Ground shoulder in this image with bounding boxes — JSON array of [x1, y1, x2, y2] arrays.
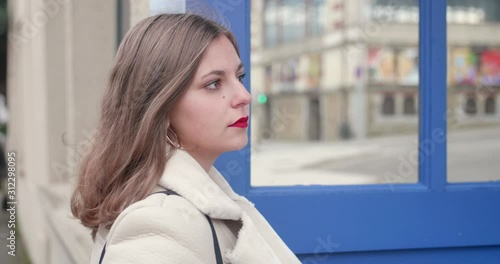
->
[[110, 192, 203, 237], [109, 192, 208, 243], [101, 192, 214, 263]]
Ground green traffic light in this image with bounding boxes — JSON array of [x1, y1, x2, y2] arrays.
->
[[257, 94, 267, 104]]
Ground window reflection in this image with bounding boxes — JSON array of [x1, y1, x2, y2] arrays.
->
[[446, 0, 500, 183], [251, 0, 421, 186], [251, 0, 500, 186]]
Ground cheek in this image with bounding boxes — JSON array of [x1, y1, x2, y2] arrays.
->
[[184, 103, 223, 135], [174, 92, 228, 139], [192, 119, 210, 132], [199, 109, 223, 133]]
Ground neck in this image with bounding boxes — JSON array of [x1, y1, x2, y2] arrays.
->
[[186, 150, 218, 173]]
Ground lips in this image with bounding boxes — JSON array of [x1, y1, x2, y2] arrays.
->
[[228, 116, 249, 128]]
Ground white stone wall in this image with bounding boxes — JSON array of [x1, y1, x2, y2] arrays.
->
[[6, 0, 132, 262]]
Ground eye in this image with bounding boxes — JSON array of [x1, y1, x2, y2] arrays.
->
[[205, 80, 221, 90], [238, 73, 246, 83]]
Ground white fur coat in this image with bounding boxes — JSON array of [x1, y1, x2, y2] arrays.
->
[[91, 149, 301, 264]]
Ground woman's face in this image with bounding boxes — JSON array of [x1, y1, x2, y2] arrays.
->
[[170, 35, 251, 157]]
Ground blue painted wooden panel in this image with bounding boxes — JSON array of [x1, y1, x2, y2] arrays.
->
[[419, 0, 448, 190], [297, 246, 500, 264], [249, 184, 500, 253]]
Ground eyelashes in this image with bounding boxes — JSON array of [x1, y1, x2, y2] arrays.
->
[[238, 73, 246, 82], [205, 80, 221, 90], [205, 73, 246, 91]]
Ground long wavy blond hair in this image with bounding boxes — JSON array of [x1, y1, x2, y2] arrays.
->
[[70, 13, 239, 240]]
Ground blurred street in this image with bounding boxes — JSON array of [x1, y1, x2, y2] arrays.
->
[[252, 126, 500, 186]]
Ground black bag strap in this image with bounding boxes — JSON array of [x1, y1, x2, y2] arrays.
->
[[99, 190, 223, 264], [205, 214, 223, 264], [98, 241, 106, 264]]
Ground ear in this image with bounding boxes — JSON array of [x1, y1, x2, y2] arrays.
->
[[165, 118, 176, 135]]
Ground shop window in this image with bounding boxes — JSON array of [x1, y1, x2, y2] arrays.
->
[[403, 96, 416, 115], [382, 94, 395, 115], [485, 96, 496, 115], [464, 96, 477, 115]]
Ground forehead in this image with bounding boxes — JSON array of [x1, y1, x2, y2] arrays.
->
[[196, 36, 241, 72]]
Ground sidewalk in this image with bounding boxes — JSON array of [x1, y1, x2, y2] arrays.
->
[[251, 137, 387, 186], [251, 126, 500, 186]]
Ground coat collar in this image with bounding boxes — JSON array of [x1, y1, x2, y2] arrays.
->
[[155, 149, 299, 264], [156, 149, 247, 221]]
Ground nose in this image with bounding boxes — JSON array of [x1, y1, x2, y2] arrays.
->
[[231, 80, 251, 108]]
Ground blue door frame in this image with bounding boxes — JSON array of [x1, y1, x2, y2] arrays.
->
[[208, 0, 500, 263]]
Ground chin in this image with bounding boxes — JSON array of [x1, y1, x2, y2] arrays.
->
[[229, 136, 249, 151]]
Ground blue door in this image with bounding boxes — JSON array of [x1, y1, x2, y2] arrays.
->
[[197, 0, 500, 263]]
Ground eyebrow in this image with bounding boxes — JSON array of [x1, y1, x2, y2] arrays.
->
[[201, 62, 244, 79]]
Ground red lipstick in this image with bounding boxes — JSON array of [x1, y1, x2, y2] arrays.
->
[[228, 116, 248, 128]]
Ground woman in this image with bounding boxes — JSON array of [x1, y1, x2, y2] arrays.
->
[[70, 13, 301, 264]]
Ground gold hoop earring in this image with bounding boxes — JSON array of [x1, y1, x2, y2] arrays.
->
[[166, 128, 182, 149]]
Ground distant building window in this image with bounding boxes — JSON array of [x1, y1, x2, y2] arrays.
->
[[382, 94, 395, 115], [403, 96, 416, 115], [265, 65, 273, 93], [447, 0, 500, 24], [264, 0, 324, 46], [372, 0, 419, 23], [282, 0, 305, 43], [264, 0, 280, 47], [306, 0, 325, 36], [464, 96, 477, 115], [373, 0, 500, 24], [485, 96, 496, 114], [277, 59, 298, 91]]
